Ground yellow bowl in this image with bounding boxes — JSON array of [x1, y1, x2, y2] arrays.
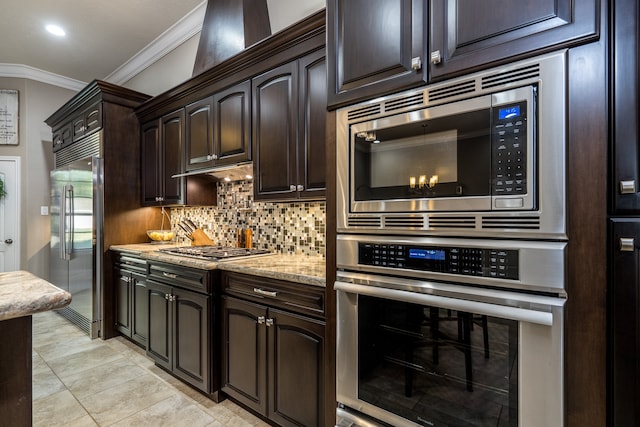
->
[[147, 230, 175, 242]]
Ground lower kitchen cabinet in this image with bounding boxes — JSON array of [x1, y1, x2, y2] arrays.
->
[[146, 261, 219, 398], [114, 252, 148, 347], [221, 272, 325, 427]]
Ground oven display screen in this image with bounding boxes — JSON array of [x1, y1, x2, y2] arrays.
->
[[409, 248, 446, 261], [498, 105, 520, 119]]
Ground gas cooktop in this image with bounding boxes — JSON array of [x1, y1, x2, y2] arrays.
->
[[158, 245, 271, 261]]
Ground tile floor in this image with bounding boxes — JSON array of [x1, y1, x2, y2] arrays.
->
[[32, 311, 271, 427]]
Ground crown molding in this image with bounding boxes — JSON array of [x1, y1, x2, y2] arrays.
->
[[0, 64, 87, 91], [105, 0, 206, 85]]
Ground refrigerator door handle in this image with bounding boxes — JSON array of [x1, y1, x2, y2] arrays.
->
[[60, 184, 67, 260], [68, 185, 74, 259]]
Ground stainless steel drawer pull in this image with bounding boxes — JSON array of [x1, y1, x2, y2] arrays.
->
[[257, 316, 265, 324], [620, 238, 635, 252], [253, 287, 278, 298], [620, 180, 636, 194], [162, 272, 178, 279]]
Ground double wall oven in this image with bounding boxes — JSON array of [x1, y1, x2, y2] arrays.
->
[[335, 51, 568, 426]]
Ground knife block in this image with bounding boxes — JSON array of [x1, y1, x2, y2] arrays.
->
[[190, 229, 215, 246]]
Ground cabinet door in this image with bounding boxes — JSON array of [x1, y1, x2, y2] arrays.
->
[[610, 219, 640, 427], [115, 269, 132, 337], [52, 123, 72, 152], [141, 120, 162, 205], [327, 0, 427, 109], [146, 280, 172, 370], [161, 110, 185, 205], [253, 62, 298, 199], [429, 0, 599, 80], [612, 0, 640, 212], [83, 103, 102, 136], [298, 50, 327, 199], [185, 98, 214, 172], [172, 288, 210, 393], [268, 308, 325, 427], [221, 296, 268, 415], [131, 273, 148, 346], [214, 80, 251, 166]]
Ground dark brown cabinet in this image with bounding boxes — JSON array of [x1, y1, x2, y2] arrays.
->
[[609, 219, 640, 427], [114, 252, 148, 347], [141, 110, 184, 206], [428, 0, 600, 81], [146, 261, 217, 397], [185, 81, 251, 172], [327, 0, 427, 109], [252, 49, 327, 201], [221, 272, 325, 427], [52, 100, 103, 151]]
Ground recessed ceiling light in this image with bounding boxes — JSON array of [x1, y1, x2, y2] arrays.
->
[[45, 24, 65, 37]]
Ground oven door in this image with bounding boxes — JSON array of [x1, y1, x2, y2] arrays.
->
[[336, 272, 565, 427]]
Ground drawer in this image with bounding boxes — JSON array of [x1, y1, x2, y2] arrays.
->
[[148, 261, 211, 294], [223, 272, 324, 319], [116, 253, 147, 274]]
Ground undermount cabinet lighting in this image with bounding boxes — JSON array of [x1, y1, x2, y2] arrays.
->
[[45, 24, 65, 37]]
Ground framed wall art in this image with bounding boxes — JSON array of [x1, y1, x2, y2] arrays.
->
[[0, 90, 19, 145]]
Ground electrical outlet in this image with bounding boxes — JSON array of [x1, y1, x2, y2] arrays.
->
[[41, 206, 49, 215]]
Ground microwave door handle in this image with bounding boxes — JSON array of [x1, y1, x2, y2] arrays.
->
[[334, 280, 556, 326]]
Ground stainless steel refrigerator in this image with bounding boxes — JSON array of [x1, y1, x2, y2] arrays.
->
[[50, 156, 103, 338]]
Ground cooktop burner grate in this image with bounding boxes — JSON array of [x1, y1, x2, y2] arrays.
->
[[159, 245, 271, 261]]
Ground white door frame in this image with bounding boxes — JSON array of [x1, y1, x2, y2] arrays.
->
[[0, 156, 20, 272]]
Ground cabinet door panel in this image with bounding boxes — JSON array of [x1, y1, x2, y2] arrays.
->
[[186, 98, 214, 171], [173, 289, 210, 392], [268, 308, 325, 427], [610, 219, 640, 426], [222, 296, 267, 414], [161, 110, 184, 204], [132, 273, 148, 346], [429, 0, 599, 80], [214, 81, 251, 166], [253, 63, 298, 198], [141, 121, 161, 205], [115, 270, 132, 337], [612, 0, 640, 212], [299, 50, 327, 198], [327, 0, 426, 108], [146, 281, 171, 369]]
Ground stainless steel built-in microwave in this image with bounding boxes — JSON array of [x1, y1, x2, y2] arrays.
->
[[336, 51, 568, 240]]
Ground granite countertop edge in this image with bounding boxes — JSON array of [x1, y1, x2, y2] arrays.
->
[[110, 244, 326, 288], [0, 270, 72, 321]]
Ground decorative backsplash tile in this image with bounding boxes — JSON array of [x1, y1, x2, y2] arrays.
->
[[169, 180, 326, 256]]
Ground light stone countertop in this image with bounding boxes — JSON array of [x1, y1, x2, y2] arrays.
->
[[0, 270, 72, 321], [110, 244, 326, 287]]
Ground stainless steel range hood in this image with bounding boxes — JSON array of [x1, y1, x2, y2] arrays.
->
[[172, 162, 254, 182]]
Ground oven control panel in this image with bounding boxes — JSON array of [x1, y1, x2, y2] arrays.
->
[[358, 242, 519, 279]]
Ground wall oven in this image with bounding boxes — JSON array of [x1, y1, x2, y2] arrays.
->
[[336, 50, 567, 239], [335, 235, 566, 427]]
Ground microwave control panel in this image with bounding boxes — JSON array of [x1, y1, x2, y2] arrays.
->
[[358, 242, 519, 280], [492, 100, 527, 196]]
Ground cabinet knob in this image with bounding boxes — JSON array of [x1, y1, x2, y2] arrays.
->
[[430, 50, 442, 65], [620, 180, 636, 194], [289, 184, 297, 192], [165, 293, 170, 300], [265, 318, 274, 327], [296, 184, 304, 192], [620, 238, 635, 252], [257, 316, 265, 324], [411, 56, 422, 71]]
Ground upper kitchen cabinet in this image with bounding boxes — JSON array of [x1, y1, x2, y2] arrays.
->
[[141, 110, 184, 206], [611, 0, 640, 213], [253, 49, 327, 201], [185, 80, 251, 172], [428, 0, 600, 81], [327, 0, 427, 109]]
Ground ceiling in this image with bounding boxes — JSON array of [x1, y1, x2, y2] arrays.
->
[[0, 0, 205, 84]]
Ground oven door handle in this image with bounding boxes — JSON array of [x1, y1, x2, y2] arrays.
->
[[335, 281, 556, 326]]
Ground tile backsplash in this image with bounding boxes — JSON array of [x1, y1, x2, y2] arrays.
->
[[169, 180, 326, 256]]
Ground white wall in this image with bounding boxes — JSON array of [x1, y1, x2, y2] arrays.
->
[[122, 0, 326, 96]]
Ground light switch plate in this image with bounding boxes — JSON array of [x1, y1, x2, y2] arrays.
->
[[41, 206, 49, 215]]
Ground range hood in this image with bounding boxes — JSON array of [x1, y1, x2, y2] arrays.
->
[[172, 162, 254, 182]]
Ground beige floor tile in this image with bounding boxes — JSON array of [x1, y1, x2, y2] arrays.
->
[[47, 344, 125, 378], [32, 366, 66, 401], [33, 332, 98, 360], [58, 357, 147, 399], [77, 374, 177, 425], [109, 394, 214, 427], [32, 389, 90, 427]]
